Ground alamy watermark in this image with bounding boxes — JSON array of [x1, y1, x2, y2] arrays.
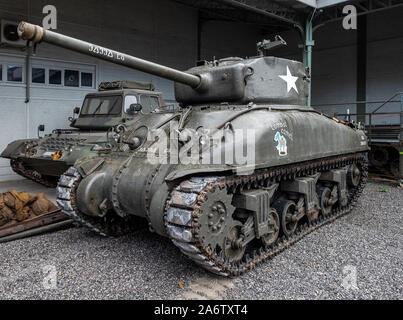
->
[[41, 4, 358, 31], [0, 262, 58, 291], [42, 264, 58, 289], [342, 5, 357, 30], [145, 122, 257, 174], [42, 4, 57, 30], [341, 265, 358, 290]]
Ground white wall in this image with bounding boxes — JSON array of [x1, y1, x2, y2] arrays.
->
[[0, 0, 198, 180]]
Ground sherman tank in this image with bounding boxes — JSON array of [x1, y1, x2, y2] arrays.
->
[[1, 80, 166, 187], [18, 22, 368, 276]]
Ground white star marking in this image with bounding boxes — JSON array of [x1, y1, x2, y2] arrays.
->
[[279, 66, 299, 94]]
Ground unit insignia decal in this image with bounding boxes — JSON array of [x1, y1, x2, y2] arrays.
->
[[274, 131, 287, 156]]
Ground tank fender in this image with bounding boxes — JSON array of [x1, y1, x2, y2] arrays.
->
[[149, 182, 171, 237], [76, 171, 108, 217], [75, 157, 105, 178], [1, 139, 33, 158], [165, 166, 231, 182], [145, 164, 176, 236], [164, 164, 252, 182], [74, 157, 108, 217]]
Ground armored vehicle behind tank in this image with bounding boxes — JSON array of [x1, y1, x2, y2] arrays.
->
[[1, 80, 166, 186], [18, 22, 369, 276]]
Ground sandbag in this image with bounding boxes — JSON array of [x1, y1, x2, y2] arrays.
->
[[0, 190, 57, 226], [0, 205, 13, 227], [3, 192, 15, 208]]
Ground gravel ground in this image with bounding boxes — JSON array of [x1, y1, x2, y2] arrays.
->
[[0, 180, 401, 300]]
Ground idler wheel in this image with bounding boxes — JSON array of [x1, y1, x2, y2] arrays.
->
[[261, 208, 280, 247], [274, 200, 298, 237], [347, 164, 361, 187], [317, 187, 333, 216]]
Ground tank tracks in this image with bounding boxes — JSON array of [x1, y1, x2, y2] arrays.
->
[[10, 159, 57, 188], [165, 153, 367, 276], [55, 153, 367, 276], [56, 167, 146, 236]]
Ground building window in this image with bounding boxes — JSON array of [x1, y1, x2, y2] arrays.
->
[[7, 65, 22, 82], [49, 69, 62, 85], [32, 67, 45, 84], [81, 72, 93, 87], [64, 69, 79, 87], [0, 60, 95, 88]]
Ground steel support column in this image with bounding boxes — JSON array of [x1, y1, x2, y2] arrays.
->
[[301, 10, 321, 107], [303, 18, 315, 106], [356, 14, 367, 124]]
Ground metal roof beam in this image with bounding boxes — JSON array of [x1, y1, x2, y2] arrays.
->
[[317, 0, 350, 8], [212, 0, 303, 27], [296, 0, 349, 8], [318, 0, 403, 23]]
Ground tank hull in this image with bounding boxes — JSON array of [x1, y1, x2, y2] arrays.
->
[[58, 106, 368, 237]]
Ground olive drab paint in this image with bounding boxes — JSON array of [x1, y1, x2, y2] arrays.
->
[[14, 22, 369, 276]]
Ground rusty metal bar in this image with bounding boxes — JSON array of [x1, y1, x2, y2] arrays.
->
[[0, 220, 73, 243], [0, 210, 71, 239]]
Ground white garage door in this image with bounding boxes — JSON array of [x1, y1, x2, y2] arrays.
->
[[0, 52, 97, 181]]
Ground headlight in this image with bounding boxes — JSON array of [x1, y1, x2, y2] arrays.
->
[[91, 143, 112, 152], [199, 135, 208, 146]]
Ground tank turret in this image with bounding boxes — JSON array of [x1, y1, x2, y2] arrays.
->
[[18, 22, 308, 106]]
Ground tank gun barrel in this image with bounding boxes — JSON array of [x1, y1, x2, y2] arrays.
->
[[17, 22, 202, 89]]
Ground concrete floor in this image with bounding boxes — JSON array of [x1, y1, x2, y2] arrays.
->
[[0, 178, 56, 203]]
